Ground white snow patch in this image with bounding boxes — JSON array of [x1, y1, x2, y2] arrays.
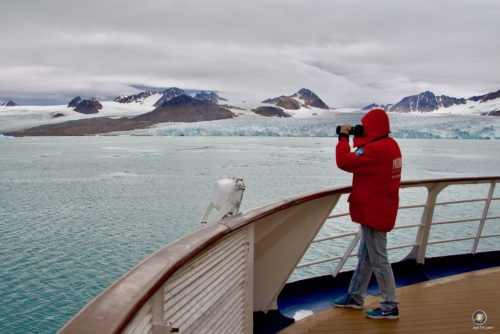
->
[[432, 98, 500, 115]]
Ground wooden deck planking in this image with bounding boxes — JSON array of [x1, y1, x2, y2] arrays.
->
[[279, 267, 500, 334]]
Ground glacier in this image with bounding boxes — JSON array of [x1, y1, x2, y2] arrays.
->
[[119, 113, 500, 140]]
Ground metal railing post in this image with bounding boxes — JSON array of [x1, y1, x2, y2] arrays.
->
[[332, 229, 361, 277], [472, 181, 496, 254], [409, 183, 443, 264]]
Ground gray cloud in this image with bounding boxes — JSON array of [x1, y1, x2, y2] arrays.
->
[[1, 0, 499, 106]]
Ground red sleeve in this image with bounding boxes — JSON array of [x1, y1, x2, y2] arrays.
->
[[336, 137, 382, 174]]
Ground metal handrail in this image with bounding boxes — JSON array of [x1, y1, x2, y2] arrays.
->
[[481, 233, 500, 238], [311, 232, 358, 244], [296, 177, 499, 277], [427, 236, 476, 245]]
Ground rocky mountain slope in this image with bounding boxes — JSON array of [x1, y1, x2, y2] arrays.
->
[[134, 95, 234, 123], [251, 106, 291, 118], [293, 88, 330, 109], [73, 98, 103, 114], [1, 100, 18, 107], [262, 88, 329, 110]]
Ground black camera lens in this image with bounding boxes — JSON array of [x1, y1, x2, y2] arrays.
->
[[336, 124, 364, 137], [351, 124, 364, 137]]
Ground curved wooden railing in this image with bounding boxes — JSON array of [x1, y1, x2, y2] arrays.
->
[[58, 176, 499, 334]]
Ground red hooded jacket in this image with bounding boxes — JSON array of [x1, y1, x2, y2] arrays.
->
[[336, 109, 402, 232]]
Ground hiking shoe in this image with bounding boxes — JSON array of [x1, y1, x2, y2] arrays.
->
[[333, 295, 363, 309], [366, 307, 399, 320]]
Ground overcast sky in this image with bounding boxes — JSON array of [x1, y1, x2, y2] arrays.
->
[[1, 0, 499, 107]]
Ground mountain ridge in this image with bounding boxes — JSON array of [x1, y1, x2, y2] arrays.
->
[[263, 88, 329, 110], [4, 87, 498, 115], [2, 87, 499, 137], [389, 91, 467, 113], [135, 95, 235, 123], [469, 89, 500, 103], [363, 88, 500, 115], [1, 100, 18, 107]]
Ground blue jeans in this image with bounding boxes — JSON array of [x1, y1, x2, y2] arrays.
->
[[348, 225, 399, 310]]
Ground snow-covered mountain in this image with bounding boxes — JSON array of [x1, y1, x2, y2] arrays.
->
[[113, 88, 184, 107], [112, 88, 226, 107], [135, 95, 234, 123], [446, 93, 500, 116], [293, 88, 330, 109], [362, 103, 393, 111], [365, 89, 500, 115], [1, 100, 18, 107], [263, 88, 329, 110], [469, 89, 500, 104], [389, 91, 466, 113], [194, 91, 226, 104], [153, 87, 187, 107], [259, 88, 332, 118], [65, 96, 104, 114], [67, 96, 83, 108]]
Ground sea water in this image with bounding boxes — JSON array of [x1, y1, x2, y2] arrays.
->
[[1, 133, 499, 333]]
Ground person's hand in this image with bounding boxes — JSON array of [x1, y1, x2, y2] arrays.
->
[[340, 124, 351, 135]]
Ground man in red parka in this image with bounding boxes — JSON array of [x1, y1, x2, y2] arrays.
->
[[333, 108, 402, 320]]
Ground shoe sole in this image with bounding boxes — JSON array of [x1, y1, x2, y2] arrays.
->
[[366, 314, 399, 320], [334, 304, 363, 310]]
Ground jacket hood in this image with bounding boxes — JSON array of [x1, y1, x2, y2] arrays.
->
[[353, 108, 390, 147]]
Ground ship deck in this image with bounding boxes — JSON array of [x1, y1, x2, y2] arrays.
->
[[279, 267, 499, 334]]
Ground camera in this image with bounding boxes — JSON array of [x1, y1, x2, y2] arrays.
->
[[336, 124, 364, 137]]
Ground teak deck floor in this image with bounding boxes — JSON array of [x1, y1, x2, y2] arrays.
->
[[279, 267, 500, 334]]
